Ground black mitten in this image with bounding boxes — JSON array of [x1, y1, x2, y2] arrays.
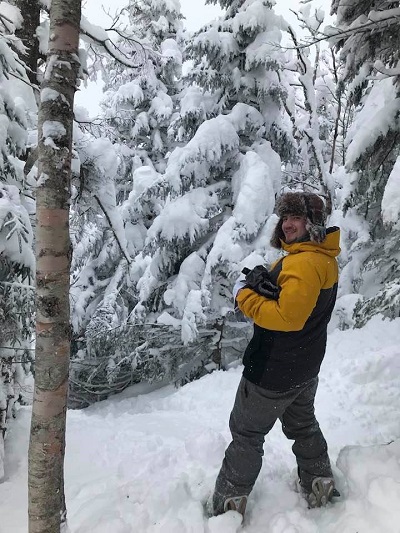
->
[[242, 265, 280, 300]]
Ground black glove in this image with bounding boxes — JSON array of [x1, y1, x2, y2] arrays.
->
[[242, 265, 280, 300]]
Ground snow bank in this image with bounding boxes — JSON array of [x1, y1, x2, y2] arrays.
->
[[1, 316, 400, 532], [382, 155, 400, 224]]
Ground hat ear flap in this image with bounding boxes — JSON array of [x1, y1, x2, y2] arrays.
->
[[270, 218, 284, 249], [306, 219, 326, 243]]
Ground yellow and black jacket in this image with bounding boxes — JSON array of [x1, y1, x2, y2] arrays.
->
[[237, 227, 340, 391]]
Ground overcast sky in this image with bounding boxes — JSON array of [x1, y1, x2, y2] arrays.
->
[[174, 0, 223, 31], [82, 0, 224, 31]]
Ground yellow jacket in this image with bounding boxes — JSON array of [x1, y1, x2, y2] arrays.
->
[[237, 229, 340, 331], [238, 227, 340, 391]]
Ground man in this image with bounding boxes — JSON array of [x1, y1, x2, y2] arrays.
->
[[212, 191, 341, 517]]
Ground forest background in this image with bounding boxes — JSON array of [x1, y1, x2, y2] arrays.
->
[[1, 0, 400, 516]]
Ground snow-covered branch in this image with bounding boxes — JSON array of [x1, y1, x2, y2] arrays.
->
[[93, 195, 132, 265], [373, 59, 400, 79]]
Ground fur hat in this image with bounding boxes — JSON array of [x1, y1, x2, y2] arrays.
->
[[270, 192, 327, 249]]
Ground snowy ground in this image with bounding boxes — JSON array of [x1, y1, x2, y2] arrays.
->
[[1, 315, 400, 532]]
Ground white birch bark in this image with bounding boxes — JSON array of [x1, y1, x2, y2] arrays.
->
[[28, 1, 82, 531]]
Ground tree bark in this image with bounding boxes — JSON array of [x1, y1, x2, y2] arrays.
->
[[13, 0, 41, 85], [28, 1, 82, 532]]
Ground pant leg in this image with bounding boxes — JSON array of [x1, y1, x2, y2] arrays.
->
[[279, 377, 332, 491], [213, 376, 296, 515]]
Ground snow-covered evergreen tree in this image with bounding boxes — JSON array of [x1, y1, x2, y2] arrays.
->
[[122, 0, 297, 384], [66, 0, 298, 403], [101, 0, 184, 174], [330, 0, 400, 326], [0, 1, 35, 478], [183, 0, 296, 161], [68, 0, 185, 406]]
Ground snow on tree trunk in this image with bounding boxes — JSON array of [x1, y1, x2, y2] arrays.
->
[[28, 0, 81, 531]]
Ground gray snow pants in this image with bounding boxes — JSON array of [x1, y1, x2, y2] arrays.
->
[[213, 376, 332, 514]]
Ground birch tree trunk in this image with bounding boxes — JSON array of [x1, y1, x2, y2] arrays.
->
[[28, 1, 81, 532]]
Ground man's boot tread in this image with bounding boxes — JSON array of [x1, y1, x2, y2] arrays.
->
[[223, 495, 248, 516], [307, 477, 335, 508]]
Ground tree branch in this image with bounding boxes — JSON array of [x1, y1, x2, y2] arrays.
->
[[282, 11, 400, 51], [80, 16, 150, 69], [93, 194, 131, 265]]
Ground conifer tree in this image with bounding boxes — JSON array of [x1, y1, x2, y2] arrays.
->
[[0, 1, 35, 479], [184, 0, 296, 161], [124, 0, 296, 383], [65, 0, 297, 403], [12, 0, 41, 85], [330, 0, 400, 325], [68, 0, 185, 405], [101, 0, 184, 173]]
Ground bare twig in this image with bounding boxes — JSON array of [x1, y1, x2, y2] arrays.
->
[[282, 11, 400, 51], [80, 21, 148, 69]]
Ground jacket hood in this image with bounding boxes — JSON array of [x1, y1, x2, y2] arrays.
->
[[280, 226, 341, 257]]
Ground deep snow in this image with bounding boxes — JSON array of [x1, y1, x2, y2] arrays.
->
[[1, 315, 400, 532]]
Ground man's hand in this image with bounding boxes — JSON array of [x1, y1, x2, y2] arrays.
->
[[242, 265, 280, 300]]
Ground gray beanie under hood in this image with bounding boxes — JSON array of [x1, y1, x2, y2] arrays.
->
[[270, 192, 327, 249]]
